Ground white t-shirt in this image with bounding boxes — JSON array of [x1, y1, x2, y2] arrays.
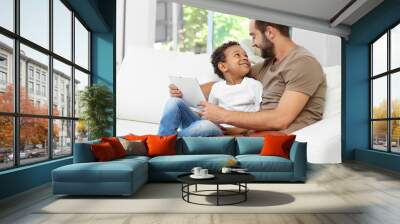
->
[[208, 77, 263, 128]]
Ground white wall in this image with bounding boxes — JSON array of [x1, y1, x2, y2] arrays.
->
[[116, 0, 156, 70], [292, 28, 341, 67]]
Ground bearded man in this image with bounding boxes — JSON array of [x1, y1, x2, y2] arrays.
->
[[170, 20, 327, 135]]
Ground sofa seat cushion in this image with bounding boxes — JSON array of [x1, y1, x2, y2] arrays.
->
[[236, 155, 293, 172], [149, 154, 235, 172], [53, 159, 147, 183]]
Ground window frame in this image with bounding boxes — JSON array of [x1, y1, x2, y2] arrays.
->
[[0, 0, 92, 171], [370, 19, 400, 154]]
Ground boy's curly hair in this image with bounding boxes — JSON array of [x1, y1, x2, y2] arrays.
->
[[211, 41, 240, 79]]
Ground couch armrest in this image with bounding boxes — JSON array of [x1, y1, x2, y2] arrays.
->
[[289, 141, 307, 181], [73, 140, 100, 163]]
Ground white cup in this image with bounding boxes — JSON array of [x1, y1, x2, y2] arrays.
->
[[191, 167, 202, 176], [221, 167, 232, 174], [200, 169, 208, 176]]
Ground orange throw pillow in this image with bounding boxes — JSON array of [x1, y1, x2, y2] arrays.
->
[[91, 142, 117, 161], [259, 134, 296, 159], [101, 137, 127, 158], [146, 135, 177, 157], [124, 134, 151, 141]]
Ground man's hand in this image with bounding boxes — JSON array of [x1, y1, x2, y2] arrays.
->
[[168, 84, 182, 98], [198, 101, 228, 124]]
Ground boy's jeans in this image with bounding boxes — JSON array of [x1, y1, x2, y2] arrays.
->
[[158, 98, 223, 137]]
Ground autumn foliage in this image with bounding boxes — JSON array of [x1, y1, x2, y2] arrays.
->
[[372, 99, 400, 141], [0, 84, 59, 150]]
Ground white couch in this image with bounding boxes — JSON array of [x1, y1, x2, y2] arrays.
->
[[117, 46, 342, 164]]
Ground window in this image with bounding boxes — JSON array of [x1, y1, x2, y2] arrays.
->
[[0, 71, 6, 85], [28, 81, 34, 94], [75, 18, 89, 69], [53, 59, 72, 117], [0, 34, 13, 112], [20, 0, 49, 49], [28, 67, 34, 80], [53, 0, 72, 60], [154, 1, 249, 53], [0, 1, 91, 170], [0, 0, 14, 32], [371, 23, 400, 154]]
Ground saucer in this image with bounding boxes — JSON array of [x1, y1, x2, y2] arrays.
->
[[190, 174, 215, 179]]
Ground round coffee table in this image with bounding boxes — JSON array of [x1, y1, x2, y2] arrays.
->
[[177, 173, 255, 206]]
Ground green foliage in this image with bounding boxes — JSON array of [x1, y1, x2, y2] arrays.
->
[[179, 5, 208, 53], [79, 84, 113, 140], [177, 6, 249, 53], [212, 12, 249, 48]]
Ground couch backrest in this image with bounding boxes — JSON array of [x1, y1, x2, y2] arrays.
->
[[235, 137, 264, 155], [176, 137, 236, 155]]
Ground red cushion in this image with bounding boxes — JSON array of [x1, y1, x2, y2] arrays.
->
[[91, 142, 117, 161], [101, 137, 127, 158], [124, 134, 151, 141], [259, 134, 296, 159], [146, 135, 177, 157]]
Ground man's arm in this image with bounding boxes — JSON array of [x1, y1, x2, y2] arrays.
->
[[200, 82, 215, 100], [200, 90, 310, 130]]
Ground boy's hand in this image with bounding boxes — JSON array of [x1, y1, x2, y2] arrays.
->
[[169, 84, 182, 98]]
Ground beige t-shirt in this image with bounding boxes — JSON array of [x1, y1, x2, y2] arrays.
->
[[251, 45, 326, 133]]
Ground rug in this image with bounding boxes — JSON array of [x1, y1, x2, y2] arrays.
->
[[37, 183, 362, 214]]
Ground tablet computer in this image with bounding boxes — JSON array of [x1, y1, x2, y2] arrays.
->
[[169, 76, 206, 110]]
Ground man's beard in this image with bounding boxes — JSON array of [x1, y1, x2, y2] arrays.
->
[[260, 35, 275, 59]]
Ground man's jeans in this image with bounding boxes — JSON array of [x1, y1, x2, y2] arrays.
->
[[158, 98, 223, 137]]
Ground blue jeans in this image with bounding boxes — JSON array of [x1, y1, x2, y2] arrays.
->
[[158, 98, 223, 137]]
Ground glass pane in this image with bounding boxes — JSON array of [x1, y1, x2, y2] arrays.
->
[[212, 12, 249, 49], [372, 77, 387, 119], [0, 34, 14, 112], [53, 59, 72, 117], [372, 121, 388, 151], [20, 44, 49, 115], [0, 116, 13, 170], [179, 5, 207, 53], [391, 120, 400, 153], [74, 18, 89, 69], [20, 0, 49, 49], [372, 33, 387, 76], [391, 24, 400, 70], [391, 72, 400, 118], [53, 119, 72, 157], [53, 0, 72, 60], [20, 117, 49, 165], [75, 120, 88, 143], [74, 69, 89, 118], [0, 0, 14, 31]]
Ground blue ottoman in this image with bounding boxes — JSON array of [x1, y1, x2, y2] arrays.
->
[[52, 156, 148, 196]]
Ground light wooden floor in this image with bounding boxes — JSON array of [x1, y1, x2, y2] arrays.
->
[[1, 162, 400, 224]]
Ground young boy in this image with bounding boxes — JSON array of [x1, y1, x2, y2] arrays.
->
[[158, 41, 263, 137]]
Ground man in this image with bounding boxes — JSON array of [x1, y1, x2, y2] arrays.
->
[[170, 20, 326, 135]]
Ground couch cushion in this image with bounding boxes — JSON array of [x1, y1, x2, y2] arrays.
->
[[236, 137, 263, 155], [52, 159, 147, 183], [236, 155, 293, 172], [149, 154, 235, 172], [177, 137, 235, 155]]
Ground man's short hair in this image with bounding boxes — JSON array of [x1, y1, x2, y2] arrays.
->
[[211, 41, 240, 79], [255, 20, 290, 38]]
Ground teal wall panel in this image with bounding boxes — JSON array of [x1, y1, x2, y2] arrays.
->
[[344, 0, 400, 171]]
